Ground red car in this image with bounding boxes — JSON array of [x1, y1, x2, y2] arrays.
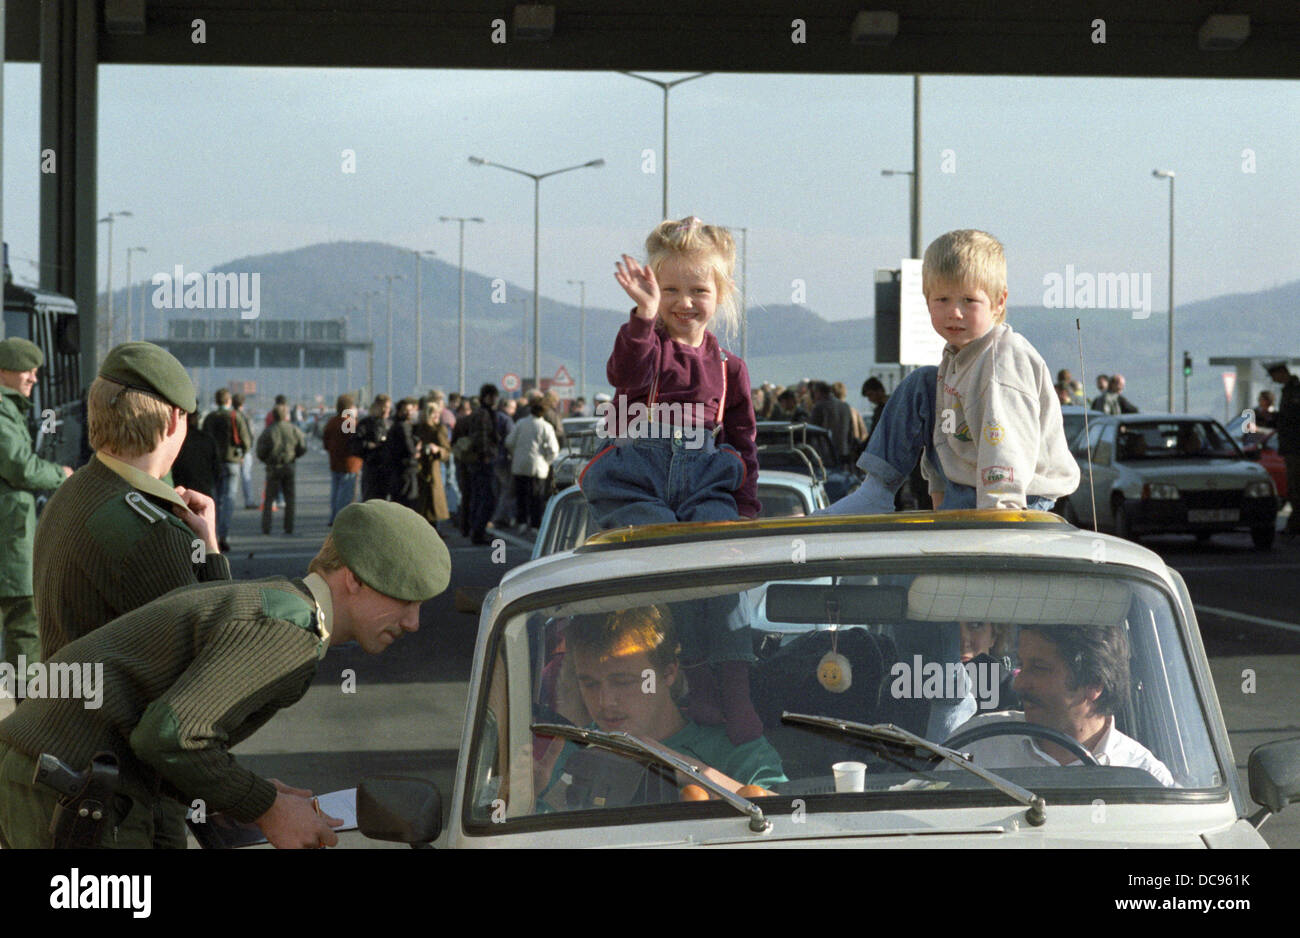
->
[[1241, 430, 1287, 499]]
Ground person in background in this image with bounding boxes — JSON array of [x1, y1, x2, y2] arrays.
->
[[0, 338, 72, 675], [416, 398, 452, 535], [1056, 382, 1073, 406], [256, 403, 307, 535], [489, 396, 519, 530], [771, 388, 810, 424], [1254, 389, 1277, 429], [322, 393, 362, 525], [201, 388, 253, 553], [833, 381, 869, 466], [1266, 361, 1300, 538], [232, 393, 257, 509], [460, 384, 509, 545], [505, 398, 559, 532], [171, 410, 222, 499], [357, 394, 393, 501], [385, 397, 423, 512], [809, 380, 855, 471]]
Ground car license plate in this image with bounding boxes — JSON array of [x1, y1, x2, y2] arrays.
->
[[1188, 509, 1239, 523]]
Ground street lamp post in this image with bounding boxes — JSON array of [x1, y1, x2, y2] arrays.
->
[[1153, 169, 1176, 413], [439, 216, 484, 397], [412, 249, 436, 393], [621, 72, 711, 219], [97, 210, 132, 350], [124, 246, 147, 342], [363, 289, 379, 402], [881, 170, 918, 260], [566, 279, 587, 401], [469, 156, 604, 388], [377, 274, 404, 397]]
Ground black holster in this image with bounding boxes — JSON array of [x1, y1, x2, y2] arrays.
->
[[38, 751, 121, 849]]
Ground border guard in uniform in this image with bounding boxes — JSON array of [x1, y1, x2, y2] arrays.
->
[[0, 500, 451, 849], [0, 338, 72, 675]]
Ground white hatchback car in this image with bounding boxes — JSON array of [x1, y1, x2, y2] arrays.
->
[[357, 512, 1299, 848]]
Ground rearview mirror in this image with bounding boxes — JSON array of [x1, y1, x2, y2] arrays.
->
[[765, 584, 907, 624], [1248, 738, 1300, 819], [358, 776, 442, 846]]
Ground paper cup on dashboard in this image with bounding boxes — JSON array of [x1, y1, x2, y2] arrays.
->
[[832, 761, 867, 792]]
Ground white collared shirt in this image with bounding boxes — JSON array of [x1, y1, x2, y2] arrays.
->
[[943, 710, 1176, 787], [302, 572, 334, 655]]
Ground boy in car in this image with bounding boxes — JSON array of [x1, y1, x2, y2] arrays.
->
[[534, 605, 785, 812], [821, 229, 1079, 513]]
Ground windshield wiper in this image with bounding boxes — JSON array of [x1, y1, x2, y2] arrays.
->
[[531, 723, 773, 834], [781, 712, 1047, 826]]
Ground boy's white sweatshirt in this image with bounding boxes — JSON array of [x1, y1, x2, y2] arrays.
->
[[931, 322, 1080, 509]]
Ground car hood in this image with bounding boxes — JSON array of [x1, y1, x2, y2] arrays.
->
[[1116, 459, 1268, 486]]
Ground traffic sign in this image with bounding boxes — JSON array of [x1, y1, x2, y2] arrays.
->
[[502, 373, 521, 392], [551, 365, 575, 387]]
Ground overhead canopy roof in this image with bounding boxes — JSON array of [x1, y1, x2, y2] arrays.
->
[[6, 0, 1299, 78]]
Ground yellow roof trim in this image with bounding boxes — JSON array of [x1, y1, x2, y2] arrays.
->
[[582, 509, 1069, 546]]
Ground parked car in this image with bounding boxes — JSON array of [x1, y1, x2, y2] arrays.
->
[[1225, 413, 1287, 500], [530, 470, 829, 559], [1060, 404, 1090, 450], [1056, 414, 1278, 548], [756, 421, 861, 501], [355, 511, 1300, 847]]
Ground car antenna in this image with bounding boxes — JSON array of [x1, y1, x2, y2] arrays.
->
[[1075, 318, 1099, 532]]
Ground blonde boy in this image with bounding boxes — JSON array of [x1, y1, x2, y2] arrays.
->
[[822, 229, 1079, 514]]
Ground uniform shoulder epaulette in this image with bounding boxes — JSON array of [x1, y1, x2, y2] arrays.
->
[[259, 586, 319, 635], [85, 491, 183, 551]]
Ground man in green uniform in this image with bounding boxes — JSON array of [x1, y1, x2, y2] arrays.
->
[[35, 341, 228, 659], [0, 338, 73, 675], [0, 500, 451, 849]]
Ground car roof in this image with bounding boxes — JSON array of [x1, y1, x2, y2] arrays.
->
[[1089, 413, 1225, 423], [498, 510, 1175, 605]]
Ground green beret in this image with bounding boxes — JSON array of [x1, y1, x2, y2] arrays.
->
[[0, 338, 43, 372], [332, 501, 451, 602], [99, 342, 197, 413]]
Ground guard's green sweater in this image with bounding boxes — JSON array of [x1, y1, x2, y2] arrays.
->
[[0, 576, 327, 823], [34, 454, 231, 657]]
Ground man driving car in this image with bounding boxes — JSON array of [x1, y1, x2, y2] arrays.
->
[[942, 624, 1175, 786]]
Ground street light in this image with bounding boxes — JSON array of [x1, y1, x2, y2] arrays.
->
[[124, 246, 147, 342], [97, 210, 133, 351], [377, 274, 404, 397], [468, 155, 604, 387], [412, 249, 437, 393], [881, 170, 920, 261], [620, 72, 711, 220], [362, 289, 380, 402], [1153, 169, 1176, 413], [566, 279, 587, 402], [439, 216, 485, 397]]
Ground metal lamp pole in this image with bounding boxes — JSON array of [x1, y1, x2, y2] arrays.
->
[[469, 156, 604, 387], [363, 289, 379, 402], [97, 210, 132, 349], [620, 72, 711, 219], [440, 216, 484, 397], [567, 279, 586, 401], [1153, 169, 1175, 413], [124, 246, 146, 342], [377, 274, 403, 397], [412, 249, 436, 393]]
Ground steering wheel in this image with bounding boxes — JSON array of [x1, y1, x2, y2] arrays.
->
[[942, 721, 1100, 767]]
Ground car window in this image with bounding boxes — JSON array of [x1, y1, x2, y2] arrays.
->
[[466, 564, 1223, 828], [755, 484, 809, 518], [1117, 421, 1242, 460]]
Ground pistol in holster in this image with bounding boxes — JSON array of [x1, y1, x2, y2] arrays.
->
[[33, 751, 121, 849]]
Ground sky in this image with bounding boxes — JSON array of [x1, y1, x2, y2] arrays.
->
[[4, 65, 1298, 330]]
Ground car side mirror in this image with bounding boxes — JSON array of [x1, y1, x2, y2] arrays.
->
[[357, 775, 442, 846], [1247, 738, 1300, 822]]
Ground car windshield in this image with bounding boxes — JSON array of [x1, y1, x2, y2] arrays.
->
[[1116, 421, 1242, 460], [466, 561, 1224, 828]]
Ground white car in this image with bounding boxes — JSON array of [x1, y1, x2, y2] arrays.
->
[[1057, 414, 1279, 549], [355, 511, 1299, 848]]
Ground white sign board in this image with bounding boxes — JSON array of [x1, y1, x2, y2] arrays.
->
[[898, 259, 944, 367]]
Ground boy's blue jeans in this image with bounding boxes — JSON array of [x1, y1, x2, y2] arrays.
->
[[819, 366, 1055, 514]]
